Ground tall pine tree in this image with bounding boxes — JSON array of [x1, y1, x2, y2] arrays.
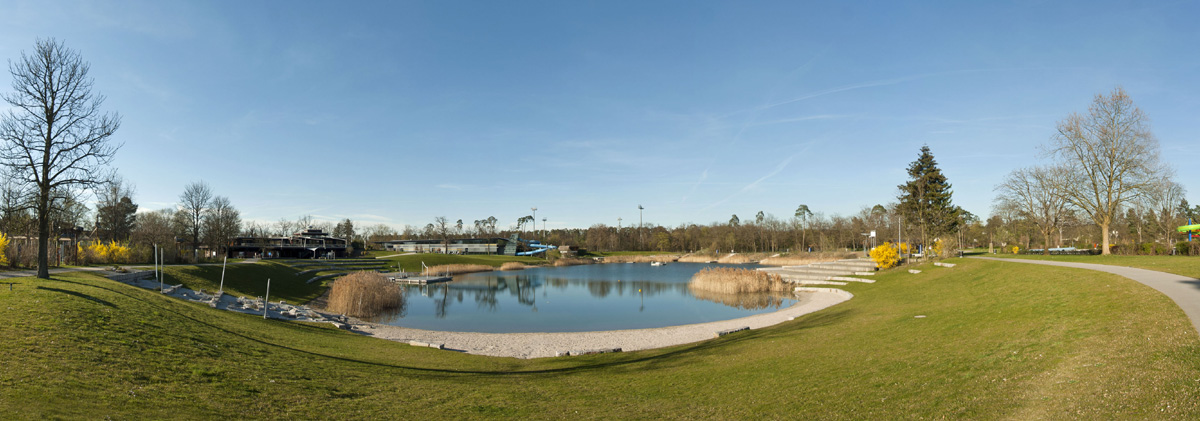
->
[[898, 145, 959, 256]]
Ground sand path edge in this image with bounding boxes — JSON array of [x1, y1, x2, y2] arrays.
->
[[352, 288, 852, 359]]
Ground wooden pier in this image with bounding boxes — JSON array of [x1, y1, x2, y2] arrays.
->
[[388, 275, 452, 285]]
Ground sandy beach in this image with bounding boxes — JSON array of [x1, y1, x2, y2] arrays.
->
[[353, 287, 853, 359]]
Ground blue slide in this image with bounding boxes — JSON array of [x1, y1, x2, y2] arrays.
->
[[516, 240, 558, 256]]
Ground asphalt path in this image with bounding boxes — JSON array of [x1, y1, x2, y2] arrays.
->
[[0, 266, 110, 280], [972, 256, 1200, 335]]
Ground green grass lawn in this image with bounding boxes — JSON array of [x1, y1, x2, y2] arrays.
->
[[375, 253, 545, 271], [3, 258, 1200, 417], [158, 261, 322, 304], [985, 253, 1200, 279]]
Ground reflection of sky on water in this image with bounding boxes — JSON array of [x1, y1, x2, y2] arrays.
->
[[378, 263, 799, 333]]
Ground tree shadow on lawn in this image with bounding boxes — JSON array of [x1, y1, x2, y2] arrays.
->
[[34, 286, 117, 308], [41, 272, 857, 379]]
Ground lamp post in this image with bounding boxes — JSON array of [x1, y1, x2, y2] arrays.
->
[[542, 217, 547, 239], [638, 204, 644, 250]]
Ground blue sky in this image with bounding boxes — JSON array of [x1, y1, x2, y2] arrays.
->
[[2, 1, 1198, 230]]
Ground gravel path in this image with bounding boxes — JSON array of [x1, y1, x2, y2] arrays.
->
[[354, 287, 853, 359], [971, 257, 1200, 334]]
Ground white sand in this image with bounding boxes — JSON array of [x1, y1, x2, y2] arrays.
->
[[354, 288, 853, 359]]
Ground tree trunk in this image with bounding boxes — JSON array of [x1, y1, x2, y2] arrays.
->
[[36, 187, 50, 279], [1043, 232, 1051, 255], [1101, 222, 1111, 255]]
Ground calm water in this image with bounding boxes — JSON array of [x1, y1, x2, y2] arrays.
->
[[377, 262, 799, 333]]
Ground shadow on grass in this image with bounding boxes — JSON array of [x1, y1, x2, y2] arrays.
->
[[35, 286, 117, 308], [43, 271, 856, 378]]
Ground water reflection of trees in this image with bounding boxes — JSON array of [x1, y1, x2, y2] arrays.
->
[[403, 275, 547, 318], [687, 285, 791, 310]]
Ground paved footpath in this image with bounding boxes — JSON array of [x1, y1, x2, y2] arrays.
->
[[972, 257, 1200, 335], [0, 266, 110, 280]]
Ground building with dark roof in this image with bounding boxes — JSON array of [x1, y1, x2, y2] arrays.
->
[[227, 227, 348, 259]]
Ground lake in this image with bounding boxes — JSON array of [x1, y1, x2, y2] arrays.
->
[[376, 262, 799, 333]]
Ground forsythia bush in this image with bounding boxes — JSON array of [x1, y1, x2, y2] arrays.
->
[[86, 241, 132, 264], [870, 242, 901, 269], [1011, 246, 1020, 254], [0, 232, 9, 267], [931, 239, 945, 257]]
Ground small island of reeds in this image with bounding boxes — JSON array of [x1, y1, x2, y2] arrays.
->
[[326, 271, 405, 319]]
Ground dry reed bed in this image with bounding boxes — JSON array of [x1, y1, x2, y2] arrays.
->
[[553, 258, 593, 267], [499, 262, 529, 271], [677, 254, 720, 263], [325, 271, 404, 319], [602, 254, 680, 263], [718, 253, 772, 264], [688, 267, 789, 294], [421, 264, 495, 276]]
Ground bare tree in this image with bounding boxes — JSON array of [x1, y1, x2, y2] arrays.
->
[[1048, 87, 1167, 255], [1138, 178, 1186, 246], [202, 196, 240, 256], [995, 165, 1070, 255], [178, 181, 212, 261], [275, 218, 295, 237], [0, 39, 120, 278], [434, 216, 451, 251]]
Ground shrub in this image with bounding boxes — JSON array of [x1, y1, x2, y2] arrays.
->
[[86, 241, 132, 264], [869, 242, 900, 269], [931, 239, 945, 257], [1011, 246, 1020, 255], [0, 233, 8, 267], [326, 271, 404, 319], [1177, 241, 1200, 256]]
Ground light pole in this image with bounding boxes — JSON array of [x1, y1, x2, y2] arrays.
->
[[638, 204, 644, 249], [542, 217, 547, 239]]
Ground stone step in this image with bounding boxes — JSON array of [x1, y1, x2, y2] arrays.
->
[[765, 267, 857, 276], [808, 263, 877, 271]]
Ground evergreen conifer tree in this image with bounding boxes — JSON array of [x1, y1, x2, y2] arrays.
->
[[898, 145, 958, 256]]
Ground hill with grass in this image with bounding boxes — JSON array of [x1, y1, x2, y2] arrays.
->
[[3, 258, 1200, 418]]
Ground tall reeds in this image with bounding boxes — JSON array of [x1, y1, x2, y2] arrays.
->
[[499, 262, 528, 271], [326, 271, 404, 319], [677, 254, 719, 263], [688, 267, 789, 294], [602, 254, 680, 264], [421, 264, 494, 276], [553, 258, 593, 267]]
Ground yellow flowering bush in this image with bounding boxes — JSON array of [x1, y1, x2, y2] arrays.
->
[[87, 241, 132, 264], [0, 232, 9, 267], [1011, 246, 1020, 255], [870, 242, 901, 269]]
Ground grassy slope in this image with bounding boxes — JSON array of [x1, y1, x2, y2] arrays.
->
[[159, 261, 320, 304], [3, 258, 1200, 418], [986, 254, 1200, 279], [375, 254, 544, 272]]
